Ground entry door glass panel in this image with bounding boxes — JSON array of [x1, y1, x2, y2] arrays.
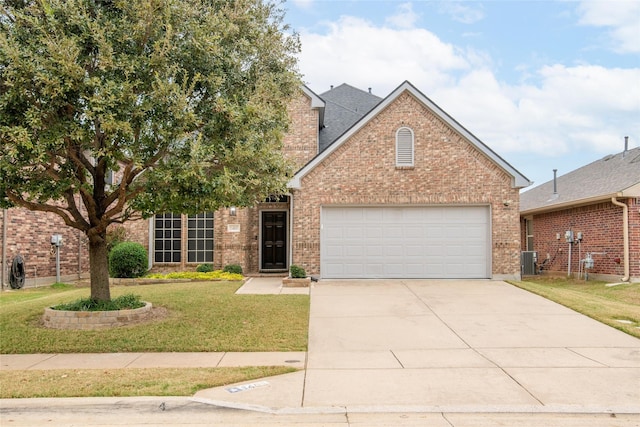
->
[[262, 212, 287, 270]]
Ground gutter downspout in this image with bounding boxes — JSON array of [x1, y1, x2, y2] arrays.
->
[[611, 197, 630, 282], [1, 209, 7, 290], [288, 191, 294, 273]]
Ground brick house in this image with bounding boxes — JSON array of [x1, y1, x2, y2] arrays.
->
[[127, 81, 530, 280], [520, 144, 640, 282], [1, 81, 531, 285]]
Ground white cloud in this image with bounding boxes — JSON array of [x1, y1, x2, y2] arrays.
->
[[577, 0, 640, 53], [299, 15, 469, 95], [291, 0, 314, 10], [385, 2, 419, 29], [297, 11, 640, 184], [438, 2, 485, 24], [433, 65, 640, 156]]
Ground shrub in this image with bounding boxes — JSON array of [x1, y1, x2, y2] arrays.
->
[[145, 271, 243, 281], [109, 242, 148, 278], [196, 264, 214, 273], [289, 264, 306, 278], [223, 264, 243, 275], [52, 294, 145, 311]]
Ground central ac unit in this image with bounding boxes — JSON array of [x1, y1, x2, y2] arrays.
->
[[521, 251, 538, 275]]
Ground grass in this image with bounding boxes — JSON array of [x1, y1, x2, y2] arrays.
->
[[0, 280, 308, 398], [0, 281, 309, 353], [510, 276, 640, 338], [0, 366, 296, 398]]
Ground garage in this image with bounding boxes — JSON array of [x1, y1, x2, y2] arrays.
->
[[321, 206, 490, 279]]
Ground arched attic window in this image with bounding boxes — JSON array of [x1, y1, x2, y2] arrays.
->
[[396, 127, 414, 167]]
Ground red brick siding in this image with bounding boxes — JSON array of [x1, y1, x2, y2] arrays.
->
[[630, 197, 640, 278], [281, 90, 320, 170], [291, 92, 521, 277], [1, 208, 89, 284], [526, 200, 638, 279]]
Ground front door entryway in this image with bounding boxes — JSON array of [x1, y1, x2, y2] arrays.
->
[[261, 211, 287, 270]]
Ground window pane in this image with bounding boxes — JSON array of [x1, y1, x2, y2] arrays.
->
[[154, 214, 182, 263], [187, 211, 214, 264]]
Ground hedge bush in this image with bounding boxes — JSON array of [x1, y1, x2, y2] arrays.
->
[[145, 271, 243, 281], [52, 294, 144, 311], [196, 264, 214, 273], [289, 265, 306, 278], [223, 264, 243, 275], [109, 242, 148, 278]]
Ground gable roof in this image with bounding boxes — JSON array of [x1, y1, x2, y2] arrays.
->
[[318, 84, 382, 152], [289, 80, 531, 189], [520, 146, 640, 215]]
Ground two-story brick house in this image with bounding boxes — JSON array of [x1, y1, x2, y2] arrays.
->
[[125, 81, 531, 280], [1, 81, 531, 285]]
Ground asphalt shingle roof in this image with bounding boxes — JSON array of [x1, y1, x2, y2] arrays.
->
[[520, 146, 640, 213], [318, 84, 382, 152]]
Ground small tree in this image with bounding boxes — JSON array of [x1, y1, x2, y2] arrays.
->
[[0, 0, 300, 301]]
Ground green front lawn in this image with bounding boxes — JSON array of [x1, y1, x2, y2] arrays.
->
[[0, 281, 309, 354], [510, 277, 640, 339]]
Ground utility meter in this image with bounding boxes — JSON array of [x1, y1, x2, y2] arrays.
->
[[50, 234, 63, 247], [564, 230, 574, 243]]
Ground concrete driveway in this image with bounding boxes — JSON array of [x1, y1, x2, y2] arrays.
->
[[196, 279, 640, 414]]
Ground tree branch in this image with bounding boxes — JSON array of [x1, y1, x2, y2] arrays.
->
[[6, 191, 87, 232]]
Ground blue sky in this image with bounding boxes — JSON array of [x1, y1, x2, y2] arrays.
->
[[283, 0, 640, 189]]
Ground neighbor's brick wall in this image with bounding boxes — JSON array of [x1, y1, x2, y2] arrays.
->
[[291, 92, 521, 277], [631, 197, 640, 279], [527, 200, 638, 279], [281, 90, 320, 170], [1, 207, 89, 285]]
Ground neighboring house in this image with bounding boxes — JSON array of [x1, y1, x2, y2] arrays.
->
[[128, 81, 531, 280], [1, 81, 532, 285], [520, 144, 640, 282], [1, 208, 90, 287]]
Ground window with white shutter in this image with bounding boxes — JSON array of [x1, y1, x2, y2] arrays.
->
[[396, 127, 414, 167]]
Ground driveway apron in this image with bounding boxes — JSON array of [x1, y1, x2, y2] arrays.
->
[[304, 279, 640, 412]]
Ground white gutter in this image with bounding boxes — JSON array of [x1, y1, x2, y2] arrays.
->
[[610, 197, 630, 282]]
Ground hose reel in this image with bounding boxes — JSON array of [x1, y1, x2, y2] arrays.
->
[[9, 254, 26, 289]]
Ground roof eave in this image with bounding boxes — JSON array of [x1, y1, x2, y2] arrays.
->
[[520, 188, 639, 216], [520, 192, 636, 216]]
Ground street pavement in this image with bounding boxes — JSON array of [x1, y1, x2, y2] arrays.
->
[[1, 277, 639, 426]]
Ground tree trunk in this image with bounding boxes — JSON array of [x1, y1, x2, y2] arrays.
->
[[88, 234, 111, 302]]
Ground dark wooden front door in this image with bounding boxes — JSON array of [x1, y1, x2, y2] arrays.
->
[[262, 212, 287, 270]]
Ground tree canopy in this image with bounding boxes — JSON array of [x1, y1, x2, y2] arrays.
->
[[0, 0, 300, 300]]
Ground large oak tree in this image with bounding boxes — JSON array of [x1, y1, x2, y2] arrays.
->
[[0, 0, 300, 301]]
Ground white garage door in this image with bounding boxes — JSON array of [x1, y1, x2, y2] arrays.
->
[[321, 206, 490, 279]]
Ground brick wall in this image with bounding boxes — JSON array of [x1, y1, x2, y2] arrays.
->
[[1, 208, 89, 286], [281, 89, 320, 170], [291, 92, 521, 277], [527, 199, 638, 280], [630, 197, 640, 279]]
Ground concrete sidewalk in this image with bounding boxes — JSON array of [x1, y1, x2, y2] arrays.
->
[[194, 279, 640, 415], [0, 351, 306, 371]]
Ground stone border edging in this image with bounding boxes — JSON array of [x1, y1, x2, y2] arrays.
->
[[43, 302, 152, 330]]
